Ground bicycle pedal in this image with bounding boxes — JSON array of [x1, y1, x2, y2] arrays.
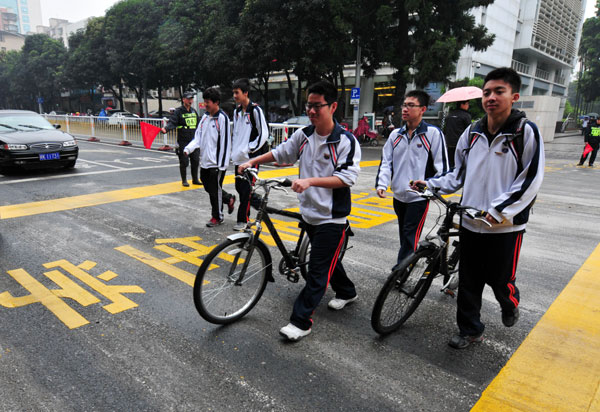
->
[[286, 271, 300, 283], [442, 288, 456, 298]]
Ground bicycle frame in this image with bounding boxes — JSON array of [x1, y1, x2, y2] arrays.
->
[[234, 175, 307, 283]]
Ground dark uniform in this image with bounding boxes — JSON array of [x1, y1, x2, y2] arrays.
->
[[164, 104, 200, 184], [444, 108, 471, 168], [579, 120, 599, 167]]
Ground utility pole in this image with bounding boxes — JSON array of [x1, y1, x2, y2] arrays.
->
[[352, 40, 361, 130]]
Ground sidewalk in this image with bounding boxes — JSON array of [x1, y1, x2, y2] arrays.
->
[[471, 131, 600, 411], [472, 243, 600, 411]]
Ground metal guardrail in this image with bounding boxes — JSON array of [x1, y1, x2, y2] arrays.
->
[[43, 115, 305, 150]]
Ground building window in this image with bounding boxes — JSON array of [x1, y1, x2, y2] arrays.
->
[[22, 16, 29, 23], [21, 7, 28, 13], [23, 24, 30, 32]]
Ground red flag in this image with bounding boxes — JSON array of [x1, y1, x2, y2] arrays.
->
[[582, 142, 594, 157], [140, 121, 161, 149]]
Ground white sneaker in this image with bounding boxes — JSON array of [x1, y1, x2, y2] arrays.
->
[[233, 222, 247, 231], [328, 295, 358, 310], [279, 323, 311, 341]]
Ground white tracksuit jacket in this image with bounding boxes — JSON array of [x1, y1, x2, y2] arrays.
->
[[184, 110, 231, 170], [427, 111, 545, 234], [376, 121, 449, 203], [272, 123, 361, 225]]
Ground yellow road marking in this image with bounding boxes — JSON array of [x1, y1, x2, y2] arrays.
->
[[0, 161, 382, 220], [471, 242, 600, 412], [115, 245, 196, 287]]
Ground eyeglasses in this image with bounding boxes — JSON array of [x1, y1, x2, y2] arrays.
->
[[305, 103, 331, 111], [401, 103, 423, 109]]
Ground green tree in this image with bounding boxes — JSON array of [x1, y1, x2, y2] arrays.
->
[[337, 0, 495, 122], [578, 16, 600, 109], [19, 34, 67, 112]]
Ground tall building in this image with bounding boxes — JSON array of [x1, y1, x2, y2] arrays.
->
[[456, 0, 587, 98], [0, 0, 42, 34], [36, 17, 90, 48]]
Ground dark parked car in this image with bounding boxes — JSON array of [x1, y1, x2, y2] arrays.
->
[[0, 110, 78, 173]]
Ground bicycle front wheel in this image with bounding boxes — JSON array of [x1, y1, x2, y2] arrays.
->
[[371, 248, 439, 335], [193, 237, 272, 324]]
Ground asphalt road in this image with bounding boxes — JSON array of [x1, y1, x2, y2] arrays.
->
[[0, 134, 598, 411]]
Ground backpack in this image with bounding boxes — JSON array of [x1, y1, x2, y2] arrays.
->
[[246, 103, 269, 157]]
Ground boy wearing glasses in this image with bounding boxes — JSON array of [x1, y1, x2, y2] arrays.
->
[[376, 90, 449, 268], [238, 80, 361, 341]]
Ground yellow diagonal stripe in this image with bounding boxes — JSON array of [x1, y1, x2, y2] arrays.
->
[[0, 161, 380, 220], [471, 242, 600, 412]]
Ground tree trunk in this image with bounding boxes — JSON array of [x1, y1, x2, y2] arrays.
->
[[284, 69, 297, 116], [338, 68, 346, 122], [392, 2, 410, 127], [296, 75, 304, 116], [158, 82, 163, 115]]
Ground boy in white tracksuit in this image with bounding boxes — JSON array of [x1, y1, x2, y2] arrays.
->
[[376, 90, 448, 268], [239, 80, 361, 342], [231, 78, 269, 230], [184, 87, 235, 227], [413, 68, 545, 349]]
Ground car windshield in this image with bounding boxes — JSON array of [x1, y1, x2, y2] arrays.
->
[[0, 113, 54, 131]]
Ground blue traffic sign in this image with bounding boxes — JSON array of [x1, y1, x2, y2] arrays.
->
[[351, 88, 360, 99]]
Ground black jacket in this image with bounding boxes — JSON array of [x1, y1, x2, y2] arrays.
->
[[584, 124, 600, 145], [444, 108, 471, 147], [164, 105, 199, 143]]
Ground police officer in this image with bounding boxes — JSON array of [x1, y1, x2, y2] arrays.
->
[[578, 116, 600, 167], [161, 91, 200, 186]]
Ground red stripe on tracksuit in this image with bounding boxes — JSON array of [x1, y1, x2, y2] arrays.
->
[[413, 201, 429, 251], [325, 230, 346, 289], [508, 233, 523, 307]]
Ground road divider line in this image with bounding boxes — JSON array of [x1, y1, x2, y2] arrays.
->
[[0, 161, 380, 219], [471, 242, 600, 412]]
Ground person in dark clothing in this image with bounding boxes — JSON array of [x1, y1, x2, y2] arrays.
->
[[444, 101, 471, 168], [161, 91, 200, 187], [578, 117, 599, 167]]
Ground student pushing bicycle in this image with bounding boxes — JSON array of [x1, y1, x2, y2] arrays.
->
[[238, 80, 362, 341], [411, 68, 545, 349]]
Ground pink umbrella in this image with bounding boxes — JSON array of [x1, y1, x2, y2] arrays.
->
[[437, 86, 483, 103]]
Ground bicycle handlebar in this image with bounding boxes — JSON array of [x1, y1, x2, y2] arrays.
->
[[408, 180, 491, 226], [238, 168, 293, 188]]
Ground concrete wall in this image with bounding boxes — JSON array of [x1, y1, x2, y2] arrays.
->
[[513, 95, 561, 142]]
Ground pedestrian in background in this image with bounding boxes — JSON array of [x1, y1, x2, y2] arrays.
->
[[412, 67, 545, 349], [161, 91, 200, 187], [444, 100, 471, 168], [184, 87, 235, 227], [578, 116, 599, 167], [376, 90, 448, 269], [581, 116, 589, 135], [231, 78, 270, 231]]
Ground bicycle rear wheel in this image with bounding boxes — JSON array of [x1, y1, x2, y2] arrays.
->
[[371, 248, 439, 335], [298, 229, 350, 280], [193, 237, 272, 324]]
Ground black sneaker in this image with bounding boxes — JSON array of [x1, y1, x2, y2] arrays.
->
[[182, 180, 190, 187], [192, 180, 202, 185], [448, 333, 483, 349], [227, 195, 236, 214], [502, 307, 520, 327]]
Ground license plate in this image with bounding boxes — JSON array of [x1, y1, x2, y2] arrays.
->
[[39, 153, 60, 161]]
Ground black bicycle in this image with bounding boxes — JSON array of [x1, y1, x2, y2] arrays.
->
[[371, 183, 490, 335], [193, 168, 351, 324]]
